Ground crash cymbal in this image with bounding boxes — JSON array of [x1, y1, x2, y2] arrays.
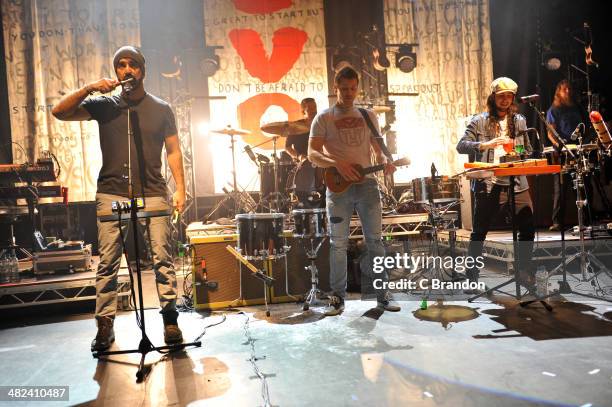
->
[[260, 120, 309, 136], [372, 105, 392, 114], [212, 127, 251, 136]]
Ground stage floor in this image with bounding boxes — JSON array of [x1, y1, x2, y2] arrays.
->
[[1, 285, 612, 406]]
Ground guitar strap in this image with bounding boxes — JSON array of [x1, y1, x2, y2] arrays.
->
[[357, 108, 394, 162]]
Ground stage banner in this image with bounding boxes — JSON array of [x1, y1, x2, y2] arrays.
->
[[2, 0, 140, 201], [384, 0, 493, 182], [204, 0, 328, 193]]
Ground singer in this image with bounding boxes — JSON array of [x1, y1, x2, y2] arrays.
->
[[51, 46, 186, 352], [545, 79, 586, 231], [457, 77, 536, 292]]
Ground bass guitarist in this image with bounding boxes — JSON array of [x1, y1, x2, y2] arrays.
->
[[308, 66, 400, 316]]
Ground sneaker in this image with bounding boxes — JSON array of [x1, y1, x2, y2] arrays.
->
[[91, 316, 115, 352], [324, 295, 345, 316], [377, 292, 401, 312], [162, 311, 184, 344], [549, 224, 561, 232]]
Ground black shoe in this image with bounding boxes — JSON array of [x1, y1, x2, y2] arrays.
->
[[91, 316, 115, 352], [324, 295, 345, 316], [162, 311, 184, 344]]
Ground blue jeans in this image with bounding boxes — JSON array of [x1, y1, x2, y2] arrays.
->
[[95, 193, 177, 318], [326, 178, 386, 299]]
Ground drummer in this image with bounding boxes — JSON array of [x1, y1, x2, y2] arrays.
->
[[546, 79, 587, 231], [285, 97, 317, 162]]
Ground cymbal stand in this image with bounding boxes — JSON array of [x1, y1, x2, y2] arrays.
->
[[300, 236, 328, 311], [204, 133, 255, 221], [408, 165, 459, 297], [265, 135, 285, 212]]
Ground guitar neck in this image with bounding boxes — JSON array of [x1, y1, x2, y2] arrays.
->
[[361, 163, 386, 175]]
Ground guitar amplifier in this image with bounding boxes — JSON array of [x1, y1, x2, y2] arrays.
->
[[189, 234, 267, 310]]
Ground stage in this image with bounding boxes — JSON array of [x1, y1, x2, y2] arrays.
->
[[1, 292, 611, 406], [1, 242, 612, 405]]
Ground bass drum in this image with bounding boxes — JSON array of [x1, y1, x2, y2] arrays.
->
[[287, 159, 325, 208]]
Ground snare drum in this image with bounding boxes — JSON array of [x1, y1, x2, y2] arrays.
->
[[292, 208, 327, 238], [236, 213, 286, 260]]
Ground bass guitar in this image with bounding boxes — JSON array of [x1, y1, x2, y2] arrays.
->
[[324, 157, 410, 193]]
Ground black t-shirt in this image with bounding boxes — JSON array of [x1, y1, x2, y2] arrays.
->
[[285, 132, 309, 156], [82, 93, 177, 197]]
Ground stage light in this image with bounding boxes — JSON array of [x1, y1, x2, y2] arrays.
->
[[200, 50, 220, 77], [544, 56, 561, 71], [396, 45, 417, 73], [332, 46, 356, 72]]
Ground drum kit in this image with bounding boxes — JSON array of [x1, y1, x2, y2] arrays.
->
[[230, 208, 328, 314], [209, 119, 329, 313]]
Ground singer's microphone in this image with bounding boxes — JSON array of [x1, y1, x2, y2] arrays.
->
[[121, 77, 135, 92], [244, 146, 258, 164], [570, 123, 584, 141], [519, 94, 540, 104]]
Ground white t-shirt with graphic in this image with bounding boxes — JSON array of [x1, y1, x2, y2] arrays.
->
[[309, 104, 379, 170]]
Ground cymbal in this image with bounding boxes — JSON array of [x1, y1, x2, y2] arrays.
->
[[260, 120, 309, 136], [372, 105, 392, 114], [212, 127, 251, 136]]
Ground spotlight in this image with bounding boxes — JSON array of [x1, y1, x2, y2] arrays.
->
[[542, 52, 562, 71], [200, 47, 220, 77], [332, 46, 356, 72], [396, 45, 417, 73]]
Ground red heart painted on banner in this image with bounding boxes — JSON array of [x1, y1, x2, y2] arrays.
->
[[229, 27, 308, 83], [232, 0, 292, 14]]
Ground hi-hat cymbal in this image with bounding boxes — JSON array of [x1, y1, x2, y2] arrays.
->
[[212, 127, 251, 136], [260, 120, 309, 136]]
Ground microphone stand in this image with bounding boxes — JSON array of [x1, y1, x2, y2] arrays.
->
[[93, 89, 201, 381]]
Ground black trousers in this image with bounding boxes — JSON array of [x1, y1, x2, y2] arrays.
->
[[467, 185, 535, 281]]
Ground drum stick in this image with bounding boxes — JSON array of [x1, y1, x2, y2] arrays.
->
[[225, 245, 275, 285]]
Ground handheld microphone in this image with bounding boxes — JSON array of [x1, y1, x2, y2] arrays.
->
[[590, 111, 611, 147], [121, 77, 135, 92], [519, 94, 540, 104]]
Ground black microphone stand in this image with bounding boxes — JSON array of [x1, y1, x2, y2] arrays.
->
[[93, 88, 201, 381]]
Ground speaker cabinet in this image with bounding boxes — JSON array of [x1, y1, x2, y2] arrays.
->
[[190, 234, 267, 310]]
